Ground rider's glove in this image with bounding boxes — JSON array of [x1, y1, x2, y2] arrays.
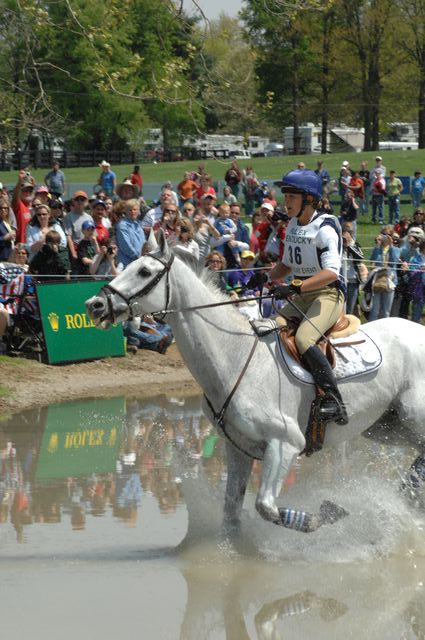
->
[[246, 272, 268, 290], [270, 279, 303, 300]]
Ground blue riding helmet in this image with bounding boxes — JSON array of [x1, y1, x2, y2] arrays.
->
[[274, 169, 323, 200]]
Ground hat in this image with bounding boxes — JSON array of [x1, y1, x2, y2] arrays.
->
[[260, 181, 268, 187], [340, 166, 349, 171], [408, 226, 424, 239], [91, 198, 106, 208], [375, 155, 383, 161], [241, 250, 255, 259], [35, 185, 49, 194], [82, 220, 95, 230], [99, 160, 110, 168], [73, 190, 88, 199], [260, 202, 274, 212], [342, 160, 350, 166], [201, 193, 216, 200], [116, 179, 138, 199]]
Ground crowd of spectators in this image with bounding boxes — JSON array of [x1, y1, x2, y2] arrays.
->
[[1, 155, 425, 356]]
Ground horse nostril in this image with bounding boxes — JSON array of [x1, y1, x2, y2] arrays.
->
[[92, 300, 105, 310]]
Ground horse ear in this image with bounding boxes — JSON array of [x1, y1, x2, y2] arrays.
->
[[146, 228, 159, 252], [157, 228, 171, 260]]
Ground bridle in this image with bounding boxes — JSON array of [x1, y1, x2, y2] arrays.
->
[[100, 253, 174, 323]]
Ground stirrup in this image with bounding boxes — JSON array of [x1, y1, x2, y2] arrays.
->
[[317, 393, 348, 426]]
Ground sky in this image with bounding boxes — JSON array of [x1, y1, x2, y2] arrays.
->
[[184, 0, 243, 20]]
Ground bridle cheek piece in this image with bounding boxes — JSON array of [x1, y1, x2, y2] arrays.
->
[[100, 253, 174, 323]]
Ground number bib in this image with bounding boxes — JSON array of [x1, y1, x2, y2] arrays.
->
[[283, 213, 342, 278]]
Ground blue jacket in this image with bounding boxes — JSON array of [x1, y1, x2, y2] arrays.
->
[[116, 217, 145, 269]]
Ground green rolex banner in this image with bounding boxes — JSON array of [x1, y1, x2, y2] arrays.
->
[[36, 398, 125, 479], [36, 281, 125, 364]]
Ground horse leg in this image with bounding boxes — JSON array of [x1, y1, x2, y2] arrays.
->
[[256, 438, 348, 533], [400, 451, 425, 505], [223, 441, 253, 535]]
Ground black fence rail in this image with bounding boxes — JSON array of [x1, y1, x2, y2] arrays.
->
[[0, 147, 235, 171]]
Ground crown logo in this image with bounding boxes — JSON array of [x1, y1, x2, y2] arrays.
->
[[48, 312, 59, 332], [47, 433, 58, 454]]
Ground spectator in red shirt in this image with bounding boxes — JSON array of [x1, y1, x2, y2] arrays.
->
[[348, 171, 365, 201], [130, 165, 143, 195], [12, 170, 35, 244], [90, 199, 110, 246]]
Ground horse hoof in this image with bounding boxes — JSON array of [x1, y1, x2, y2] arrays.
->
[[319, 500, 349, 525]]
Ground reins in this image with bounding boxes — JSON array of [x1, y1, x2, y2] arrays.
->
[[153, 292, 276, 317]]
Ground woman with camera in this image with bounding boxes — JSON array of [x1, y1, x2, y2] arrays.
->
[[368, 230, 401, 321]]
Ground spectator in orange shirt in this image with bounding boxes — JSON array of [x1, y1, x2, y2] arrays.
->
[[11, 170, 35, 244], [177, 172, 198, 208], [130, 165, 143, 195]]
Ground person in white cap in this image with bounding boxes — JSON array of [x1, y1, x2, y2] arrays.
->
[[97, 160, 116, 197], [372, 155, 386, 179]]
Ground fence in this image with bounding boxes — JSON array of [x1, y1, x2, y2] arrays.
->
[[0, 148, 233, 171]]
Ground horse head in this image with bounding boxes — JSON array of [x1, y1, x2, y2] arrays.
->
[[86, 229, 174, 329]]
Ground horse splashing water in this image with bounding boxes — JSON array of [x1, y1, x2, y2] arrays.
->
[[86, 231, 425, 534]]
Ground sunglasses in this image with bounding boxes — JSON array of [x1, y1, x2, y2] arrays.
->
[[74, 197, 87, 202], [164, 208, 177, 213]]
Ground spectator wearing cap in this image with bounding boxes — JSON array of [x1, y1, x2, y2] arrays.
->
[[115, 199, 145, 270], [76, 220, 100, 275], [227, 250, 259, 296], [372, 155, 386, 179], [44, 161, 67, 199], [63, 191, 94, 271], [97, 160, 116, 197], [34, 185, 51, 206], [90, 199, 109, 246], [338, 166, 352, 203], [116, 179, 139, 202], [254, 181, 269, 208], [11, 169, 35, 243], [411, 172, 425, 210]]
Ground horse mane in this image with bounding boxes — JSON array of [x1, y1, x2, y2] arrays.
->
[[164, 247, 247, 324]]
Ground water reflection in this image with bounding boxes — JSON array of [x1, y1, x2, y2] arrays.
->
[[1, 395, 425, 639]]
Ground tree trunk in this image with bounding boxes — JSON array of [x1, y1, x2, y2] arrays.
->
[[419, 76, 425, 149]]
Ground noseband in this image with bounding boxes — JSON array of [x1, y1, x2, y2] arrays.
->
[[100, 253, 174, 323]]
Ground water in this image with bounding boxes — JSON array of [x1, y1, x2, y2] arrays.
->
[[1, 395, 425, 639]]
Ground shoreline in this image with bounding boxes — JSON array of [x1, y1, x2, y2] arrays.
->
[[0, 345, 201, 418]]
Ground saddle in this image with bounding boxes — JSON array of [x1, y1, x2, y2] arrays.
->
[[279, 313, 361, 369], [279, 314, 362, 456]]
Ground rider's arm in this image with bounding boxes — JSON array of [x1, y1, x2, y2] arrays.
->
[[268, 261, 291, 281]]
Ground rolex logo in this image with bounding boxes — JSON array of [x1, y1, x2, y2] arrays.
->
[[48, 312, 59, 332]]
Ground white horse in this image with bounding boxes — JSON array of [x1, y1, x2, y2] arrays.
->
[[86, 231, 425, 534]]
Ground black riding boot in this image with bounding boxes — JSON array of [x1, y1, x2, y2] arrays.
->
[[301, 345, 348, 425]]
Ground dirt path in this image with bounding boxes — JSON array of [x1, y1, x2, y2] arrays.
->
[[0, 346, 200, 417]]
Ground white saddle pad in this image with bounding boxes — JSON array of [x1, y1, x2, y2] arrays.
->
[[276, 328, 383, 386]]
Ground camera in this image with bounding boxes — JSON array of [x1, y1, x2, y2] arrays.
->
[[107, 246, 115, 255], [272, 207, 289, 223]]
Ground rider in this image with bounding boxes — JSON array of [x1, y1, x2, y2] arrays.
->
[[267, 169, 348, 425]]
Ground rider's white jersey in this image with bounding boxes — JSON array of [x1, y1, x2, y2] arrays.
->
[[282, 212, 343, 279]]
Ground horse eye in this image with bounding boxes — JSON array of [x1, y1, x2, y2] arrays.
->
[[139, 266, 151, 278]]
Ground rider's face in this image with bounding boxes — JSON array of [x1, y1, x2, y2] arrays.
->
[[284, 192, 302, 217]]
